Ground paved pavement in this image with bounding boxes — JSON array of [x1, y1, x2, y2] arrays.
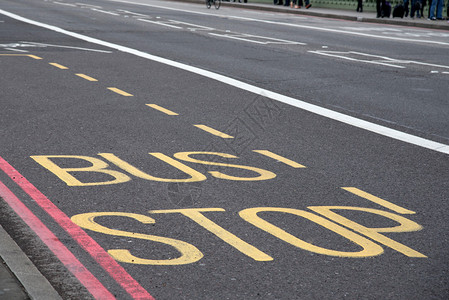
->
[[0, 1, 447, 300]]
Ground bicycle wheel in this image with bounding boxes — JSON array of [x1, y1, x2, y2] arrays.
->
[[214, 0, 221, 9], [206, 0, 211, 9]]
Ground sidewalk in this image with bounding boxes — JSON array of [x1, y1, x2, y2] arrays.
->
[[217, 0, 449, 30], [0, 224, 61, 300]]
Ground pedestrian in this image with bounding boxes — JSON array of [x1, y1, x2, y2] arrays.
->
[[410, 0, 422, 17], [377, 0, 386, 17], [403, 0, 410, 17], [357, 0, 363, 12], [290, 0, 311, 8], [420, 0, 426, 18], [429, 0, 444, 19]]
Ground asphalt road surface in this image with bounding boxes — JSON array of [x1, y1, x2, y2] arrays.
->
[[0, 0, 448, 299]]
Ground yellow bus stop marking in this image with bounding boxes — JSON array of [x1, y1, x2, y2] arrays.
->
[[194, 125, 234, 139], [76, 73, 98, 82], [146, 104, 179, 116], [107, 87, 133, 96]]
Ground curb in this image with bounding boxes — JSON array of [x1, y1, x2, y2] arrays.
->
[[0, 224, 62, 300], [167, 0, 449, 30]]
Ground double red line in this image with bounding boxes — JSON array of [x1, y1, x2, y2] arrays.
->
[[0, 156, 154, 300]]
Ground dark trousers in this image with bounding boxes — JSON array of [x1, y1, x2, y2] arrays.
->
[[376, 0, 386, 16]]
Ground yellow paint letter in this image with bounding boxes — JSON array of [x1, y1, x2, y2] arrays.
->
[[99, 153, 207, 183], [308, 206, 427, 258], [239, 207, 384, 258], [173, 152, 276, 181], [31, 155, 131, 186], [71, 212, 203, 265], [150, 208, 273, 261]]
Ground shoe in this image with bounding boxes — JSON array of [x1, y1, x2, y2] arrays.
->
[[431, 17, 436, 20], [306, 3, 311, 8], [294, 5, 301, 8]]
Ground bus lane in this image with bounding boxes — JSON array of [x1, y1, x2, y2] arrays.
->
[[1, 44, 446, 300]]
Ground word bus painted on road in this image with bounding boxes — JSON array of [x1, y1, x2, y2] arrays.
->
[[31, 151, 305, 186]]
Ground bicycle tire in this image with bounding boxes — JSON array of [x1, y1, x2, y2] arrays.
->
[[214, 0, 221, 9]]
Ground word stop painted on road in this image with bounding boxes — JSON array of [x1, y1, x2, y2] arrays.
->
[[71, 188, 426, 265]]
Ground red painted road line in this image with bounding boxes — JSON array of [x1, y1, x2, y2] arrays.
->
[[0, 180, 115, 299], [0, 157, 154, 300]]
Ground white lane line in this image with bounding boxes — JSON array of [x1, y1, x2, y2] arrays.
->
[[168, 20, 212, 30], [310, 50, 449, 70], [90, 8, 120, 16], [117, 9, 149, 17], [209, 33, 306, 45], [137, 18, 182, 29], [309, 51, 406, 68], [75, 3, 103, 9], [53, 1, 77, 7], [21, 41, 113, 53], [4, 47, 28, 52], [0, 8, 447, 155], [104, 0, 449, 47]]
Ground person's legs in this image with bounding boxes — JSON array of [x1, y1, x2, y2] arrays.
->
[[429, 0, 437, 18], [436, 0, 443, 18]]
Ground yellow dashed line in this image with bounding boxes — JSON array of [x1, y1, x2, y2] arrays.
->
[[253, 150, 306, 168], [49, 63, 69, 69], [107, 87, 133, 96], [27, 55, 42, 60], [194, 125, 234, 139], [76, 73, 98, 82], [0, 54, 41, 59], [146, 104, 179, 116]]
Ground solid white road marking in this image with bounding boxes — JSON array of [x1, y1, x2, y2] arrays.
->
[[0, 8, 447, 155], [105, 0, 449, 46]]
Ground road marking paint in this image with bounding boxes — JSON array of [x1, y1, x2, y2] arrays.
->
[[342, 187, 416, 214], [146, 104, 179, 115], [209, 33, 305, 45], [253, 150, 306, 168], [53, 1, 77, 7], [105, 0, 449, 46], [1, 8, 447, 155], [0, 156, 154, 300], [91, 8, 120, 16], [75, 3, 103, 9], [23, 41, 113, 53], [4, 47, 28, 52], [108, 87, 133, 96], [0, 176, 115, 299], [168, 19, 212, 30], [27, 54, 42, 59], [150, 208, 273, 261], [194, 125, 234, 139], [49, 62, 68, 69], [0, 54, 28, 56], [309, 50, 406, 69], [76, 73, 98, 81], [117, 9, 149, 17], [137, 18, 183, 29]]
